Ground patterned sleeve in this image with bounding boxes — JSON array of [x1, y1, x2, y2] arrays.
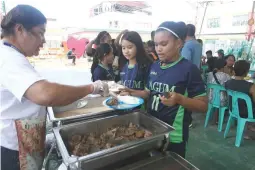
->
[[187, 64, 206, 98], [207, 72, 213, 84]]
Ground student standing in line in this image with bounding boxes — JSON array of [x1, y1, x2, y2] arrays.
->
[[119, 31, 153, 94], [181, 24, 203, 128], [86, 31, 112, 57], [91, 43, 115, 82], [181, 24, 202, 69], [147, 40, 158, 61], [112, 30, 129, 82], [120, 21, 207, 158]]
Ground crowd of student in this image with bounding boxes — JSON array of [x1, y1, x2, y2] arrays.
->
[[85, 21, 255, 151], [85, 22, 208, 158]]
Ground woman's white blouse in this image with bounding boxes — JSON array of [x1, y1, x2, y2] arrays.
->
[[0, 41, 46, 151]]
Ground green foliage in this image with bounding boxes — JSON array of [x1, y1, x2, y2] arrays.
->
[[1, 1, 5, 14], [225, 40, 253, 61]]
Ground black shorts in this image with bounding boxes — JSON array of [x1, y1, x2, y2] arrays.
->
[[166, 141, 186, 158], [68, 55, 75, 59], [1, 146, 20, 170]]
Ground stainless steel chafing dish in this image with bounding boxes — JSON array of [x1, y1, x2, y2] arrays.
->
[[47, 95, 120, 125], [53, 111, 174, 169], [116, 151, 199, 170]]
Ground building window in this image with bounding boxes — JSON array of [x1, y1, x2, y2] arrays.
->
[[232, 15, 248, 26], [207, 18, 220, 28]]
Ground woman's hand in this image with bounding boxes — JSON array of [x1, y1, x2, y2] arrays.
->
[[92, 80, 109, 97], [159, 92, 183, 107]]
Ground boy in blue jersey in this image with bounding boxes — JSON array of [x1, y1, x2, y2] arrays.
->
[[119, 31, 153, 93], [120, 21, 208, 158]]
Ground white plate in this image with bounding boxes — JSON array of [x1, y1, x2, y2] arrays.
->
[[102, 96, 144, 110], [76, 100, 88, 109]]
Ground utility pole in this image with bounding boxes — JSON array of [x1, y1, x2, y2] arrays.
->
[[1, 0, 6, 15], [247, 1, 255, 59], [247, 1, 255, 41], [194, 2, 199, 27], [198, 1, 211, 38]]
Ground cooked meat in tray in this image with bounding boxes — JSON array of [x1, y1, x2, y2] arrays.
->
[[68, 122, 152, 156]]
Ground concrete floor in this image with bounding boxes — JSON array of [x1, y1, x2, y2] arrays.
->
[[187, 113, 255, 170]]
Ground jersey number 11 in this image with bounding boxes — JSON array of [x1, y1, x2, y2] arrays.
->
[[151, 95, 160, 111]]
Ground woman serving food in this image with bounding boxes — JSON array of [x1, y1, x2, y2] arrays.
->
[[0, 5, 108, 170]]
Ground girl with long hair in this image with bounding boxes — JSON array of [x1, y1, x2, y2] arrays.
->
[[119, 31, 153, 94], [112, 30, 129, 82], [91, 43, 115, 82], [86, 31, 112, 57], [120, 22, 207, 157]]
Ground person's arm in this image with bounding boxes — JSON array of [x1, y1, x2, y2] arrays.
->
[[1, 58, 107, 107], [180, 96, 207, 113], [120, 88, 150, 99], [181, 45, 192, 61], [160, 64, 208, 113], [24, 80, 94, 106], [160, 92, 207, 113]]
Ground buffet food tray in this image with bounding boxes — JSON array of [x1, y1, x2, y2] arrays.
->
[[47, 95, 117, 125], [53, 111, 174, 169]]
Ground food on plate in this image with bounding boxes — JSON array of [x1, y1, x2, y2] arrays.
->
[[68, 122, 152, 156], [106, 98, 118, 106]]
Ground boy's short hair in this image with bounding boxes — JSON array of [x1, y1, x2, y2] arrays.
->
[[234, 60, 250, 76]]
